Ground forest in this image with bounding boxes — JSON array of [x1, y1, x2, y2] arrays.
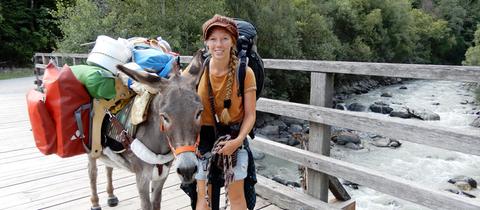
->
[[1, 0, 479, 101]]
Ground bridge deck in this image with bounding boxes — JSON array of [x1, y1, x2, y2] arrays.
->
[[0, 77, 280, 210]]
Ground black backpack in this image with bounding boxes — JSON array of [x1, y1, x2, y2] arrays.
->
[[234, 19, 264, 100]]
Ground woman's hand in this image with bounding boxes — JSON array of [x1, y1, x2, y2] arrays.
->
[[218, 138, 243, 156]]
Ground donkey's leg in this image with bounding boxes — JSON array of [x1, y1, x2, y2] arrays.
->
[[151, 178, 167, 210], [136, 173, 152, 210], [105, 166, 119, 207], [88, 155, 101, 210]]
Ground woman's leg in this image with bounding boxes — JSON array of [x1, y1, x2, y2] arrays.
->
[[196, 180, 212, 210], [227, 180, 247, 210], [228, 148, 249, 210]]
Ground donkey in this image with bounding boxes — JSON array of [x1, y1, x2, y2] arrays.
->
[[87, 50, 207, 210]]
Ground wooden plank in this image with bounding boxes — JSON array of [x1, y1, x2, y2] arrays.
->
[[255, 175, 339, 210], [175, 195, 277, 210], [250, 137, 480, 210], [35, 63, 46, 69], [307, 72, 333, 201], [330, 199, 356, 210], [44, 171, 181, 210], [0, 165, 131, 208], [257, 98, 480, 156], [262, 59, 480, 82], [34, 53, 88, 59], [329, 176, 351, 201], [0, 158, 84, 180], [178, 56, 480, 82], [9, 173, 136, 209]]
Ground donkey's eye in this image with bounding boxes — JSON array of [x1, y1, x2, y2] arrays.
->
[[195, 110, 203, 120], [160, 113, 170, 124]]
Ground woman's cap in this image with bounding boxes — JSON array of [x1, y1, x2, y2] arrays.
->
[[202, 14, 238, 42]]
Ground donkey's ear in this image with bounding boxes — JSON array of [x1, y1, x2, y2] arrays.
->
[[168, 57, 181, 78], [182, 49, 208, 90], [116, 65, 170, 90]]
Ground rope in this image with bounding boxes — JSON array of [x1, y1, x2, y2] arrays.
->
[[205, 134, 238, 209]]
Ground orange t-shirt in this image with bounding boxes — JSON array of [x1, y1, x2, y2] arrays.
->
[[197, 65, 256, 126]]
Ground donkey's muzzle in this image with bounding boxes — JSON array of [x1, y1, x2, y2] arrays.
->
[[177, 165, 198, 181], [176, 152, 198, 183]]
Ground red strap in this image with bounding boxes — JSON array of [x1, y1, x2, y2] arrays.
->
[[174, 145, 197, 155], [170, 134, 200, 156]]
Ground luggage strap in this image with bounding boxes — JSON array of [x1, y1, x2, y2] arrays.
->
[[74, 103, 91, 139]]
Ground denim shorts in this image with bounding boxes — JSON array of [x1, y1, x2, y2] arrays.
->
[[195, 148, 248, 181]]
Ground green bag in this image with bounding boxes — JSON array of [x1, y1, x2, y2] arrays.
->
[[70, 65, 116, 99]]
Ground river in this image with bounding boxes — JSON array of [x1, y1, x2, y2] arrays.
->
[[255, 79, 480, 210]]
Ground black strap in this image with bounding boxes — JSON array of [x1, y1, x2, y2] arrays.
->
[[237, 49, 248, 98], [203, 57, 220, 138], [237, 49, 256, 139]]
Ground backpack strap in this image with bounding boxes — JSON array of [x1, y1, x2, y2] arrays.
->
[[237, 45, 255, 139], [237, 37, 249, 98], [203, 57, 220, 138]]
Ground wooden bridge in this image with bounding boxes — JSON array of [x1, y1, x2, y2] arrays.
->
[[3, 52, 480, 209]]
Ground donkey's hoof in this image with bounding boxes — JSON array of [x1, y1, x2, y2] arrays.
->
[[107, 196, 119, 207], [91, 206, 102, 210]]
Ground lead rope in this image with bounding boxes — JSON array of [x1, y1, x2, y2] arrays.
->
[[204, 58, 237, 209], [205, 135, 237, 210]]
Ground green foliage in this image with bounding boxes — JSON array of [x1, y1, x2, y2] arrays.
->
[[44, 0, 480, 102], [0, 4, 4, 23], [463, 25, 480, 66], [409, 9, 454, 63], [415, 0, 480, 64], [0, 0, 58, 66], [54, 0, 225, 54]]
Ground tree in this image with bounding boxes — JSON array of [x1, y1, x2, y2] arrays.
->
[[54, 0, 225, 54], [0, 0, 58, 66], [463, 25, 480, 66], [408, 9, 454, 64], [415, 0, 480, 64]]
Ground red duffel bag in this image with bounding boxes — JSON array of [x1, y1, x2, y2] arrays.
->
[[26, 88, 56, 155], [42, 62, 91, 157]]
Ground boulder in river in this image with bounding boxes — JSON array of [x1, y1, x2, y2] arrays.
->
[[448, 176, 477, 190], [470, 117, 480, 127], [371, 136, 402, 148], [347, 103, 366, 112], [406, 106, 440, 121], [381, 92, 393, 97], [288, 124, 303, 133], [343, 180, 359, 189], [389, 109, 412, 119], [335, 104, 347, 110], [331, 131, 361, 145], [369, 104, 393, 114], [259, 125, 279, 136]]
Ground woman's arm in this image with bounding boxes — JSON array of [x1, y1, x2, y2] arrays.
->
[[218, 89, 256, 155]]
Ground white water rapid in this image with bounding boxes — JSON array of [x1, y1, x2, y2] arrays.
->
[[255, 79, 480, 210]]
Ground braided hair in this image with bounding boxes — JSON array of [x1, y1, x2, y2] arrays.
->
[[219, 46, 238, 124]]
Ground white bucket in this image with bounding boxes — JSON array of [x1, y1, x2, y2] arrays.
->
[[87, 35, 132, 74]]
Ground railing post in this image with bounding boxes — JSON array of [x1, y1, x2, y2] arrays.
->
[[307, 72, 334, 202]]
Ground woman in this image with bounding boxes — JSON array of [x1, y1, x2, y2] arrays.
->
[[195, 14, 257, 210]]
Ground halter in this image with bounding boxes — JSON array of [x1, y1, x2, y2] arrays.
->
[[165, 134, 200, 157]]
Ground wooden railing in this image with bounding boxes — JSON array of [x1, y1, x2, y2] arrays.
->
[[33, 53, 480, 210]]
